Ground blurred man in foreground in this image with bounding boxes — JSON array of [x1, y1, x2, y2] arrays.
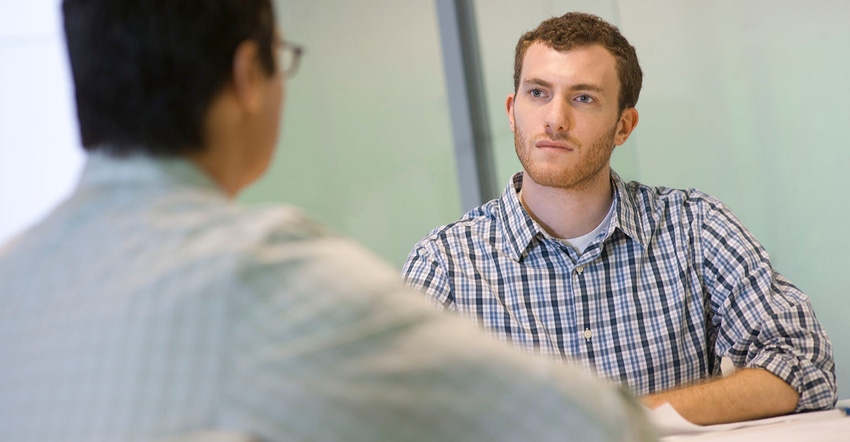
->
[[0, 1, 654, 441]]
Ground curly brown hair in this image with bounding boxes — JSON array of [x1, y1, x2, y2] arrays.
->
[[513, 12, 642, 113]]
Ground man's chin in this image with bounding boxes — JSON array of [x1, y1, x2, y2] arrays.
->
[[523, 167, 574, 189]]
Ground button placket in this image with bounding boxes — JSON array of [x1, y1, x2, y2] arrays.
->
[[573, 262, 594, 352]]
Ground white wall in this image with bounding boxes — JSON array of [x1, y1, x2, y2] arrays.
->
[[0, 0, 83, 244]]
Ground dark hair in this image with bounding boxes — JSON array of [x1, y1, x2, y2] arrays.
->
[[513, 12, 642, 113], [62, 0, 277, 155]]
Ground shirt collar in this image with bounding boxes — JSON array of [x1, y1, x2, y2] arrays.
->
[[609, 170, 652, 249], [78, 150, 223, 195], [498, 172, 542, 261], [498, 170, 650, 262]]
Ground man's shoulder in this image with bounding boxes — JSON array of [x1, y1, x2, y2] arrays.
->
[[613, 177, 743, 246], [413, 198, 503, 248], [221, 203, 329, 248], [230, 204, 397, 270], [148, 199, 404, 311], [619, 178, 725, 216], [229, 205, 407, 312]]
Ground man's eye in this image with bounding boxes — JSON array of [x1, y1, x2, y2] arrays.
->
[[529, 89, 544, 98], [576, 95, 594, 103]]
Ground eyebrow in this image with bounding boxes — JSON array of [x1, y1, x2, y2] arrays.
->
[[522, 77, 605, 93]]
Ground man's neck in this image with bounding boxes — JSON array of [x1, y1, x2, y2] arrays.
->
[[187, 91, 258, 199], [519, 169, 614, 239], [188, 149, 241, 199]]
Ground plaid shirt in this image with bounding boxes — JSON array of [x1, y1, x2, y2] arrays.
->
[[403, 171, 836, 412]]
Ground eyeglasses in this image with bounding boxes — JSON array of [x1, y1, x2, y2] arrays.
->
[[276, 40, 304, 78]]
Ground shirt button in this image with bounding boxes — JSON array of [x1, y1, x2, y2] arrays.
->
[[575, 265, 584, 274], [583, 328, 592, 341]]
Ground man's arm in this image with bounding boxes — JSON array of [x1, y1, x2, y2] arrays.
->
[[694, 197, 836, 421], [642, 368, 799, 425]]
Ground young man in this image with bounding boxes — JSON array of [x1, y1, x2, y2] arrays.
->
[[0, 2, 654, 441], [403, 12, 836, 425]]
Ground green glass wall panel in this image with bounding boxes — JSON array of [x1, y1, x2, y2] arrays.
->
[[241, 0, 462, 266]]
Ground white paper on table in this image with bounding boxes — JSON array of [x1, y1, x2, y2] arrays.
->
[[647, 402, 846, 438]]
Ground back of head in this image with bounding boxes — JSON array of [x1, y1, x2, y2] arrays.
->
[[513, 12, 642, 113], [62, 0, 276, 156]]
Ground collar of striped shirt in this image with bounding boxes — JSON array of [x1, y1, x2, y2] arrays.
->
[[498, 171, 652, 262]]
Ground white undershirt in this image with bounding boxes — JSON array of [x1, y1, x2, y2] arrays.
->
[[559, 199, 616, 254]]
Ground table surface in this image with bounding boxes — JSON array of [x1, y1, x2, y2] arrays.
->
[[656, 403, 850, 442]]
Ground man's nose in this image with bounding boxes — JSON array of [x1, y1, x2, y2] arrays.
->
[[544, 97, 572, 134]]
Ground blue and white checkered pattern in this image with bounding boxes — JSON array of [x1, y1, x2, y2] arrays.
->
[[403, 171, 836, 412]]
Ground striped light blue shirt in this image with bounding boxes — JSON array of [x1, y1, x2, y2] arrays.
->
[[0, 154, 655, 441], [403, 171, 836, 412]]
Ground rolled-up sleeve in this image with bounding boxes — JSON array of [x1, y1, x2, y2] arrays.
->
[[700, 199, 836, 411]]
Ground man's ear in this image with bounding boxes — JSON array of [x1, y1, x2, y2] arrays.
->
[[505, 93, 516, 133], [614, 107, 639, 146], [230, 40, 265, 113]]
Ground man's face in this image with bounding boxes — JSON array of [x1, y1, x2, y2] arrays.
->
[[507, 42, 632, 190]]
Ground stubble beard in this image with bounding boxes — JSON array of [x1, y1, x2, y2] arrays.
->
[[514, 124, 618, 191]]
